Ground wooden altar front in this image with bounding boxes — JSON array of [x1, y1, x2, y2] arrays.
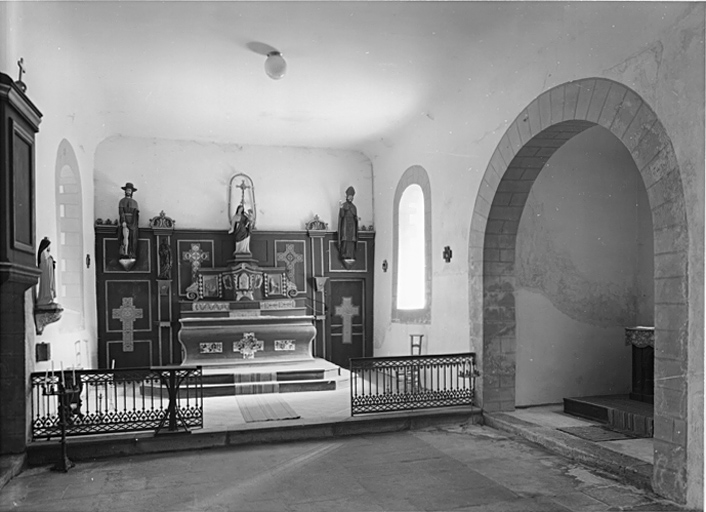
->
[[178, 255, 317, 365], [95, 220, 375, 370]]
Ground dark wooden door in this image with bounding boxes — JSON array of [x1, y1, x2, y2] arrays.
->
[[329, 279, 366, 368]]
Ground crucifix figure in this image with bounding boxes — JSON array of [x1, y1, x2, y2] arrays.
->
[[334, 296, 360, 345], [236, 179, 250, 203], [112, 297, 143, 352], [182, 243, 210, 281]]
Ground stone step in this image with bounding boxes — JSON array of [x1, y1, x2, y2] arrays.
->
[[564, 394, 653, 437]]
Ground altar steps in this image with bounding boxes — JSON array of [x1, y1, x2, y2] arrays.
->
[[563, 394, 653, 437], [201, 367, 346, 397], [143, 359, 349, 398]]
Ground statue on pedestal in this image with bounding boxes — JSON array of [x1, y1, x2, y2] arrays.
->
[[229, 204, 253, 256], [117, 182, 139, 269], [37, 237, 56, 306], [338, 186, 358, 265]]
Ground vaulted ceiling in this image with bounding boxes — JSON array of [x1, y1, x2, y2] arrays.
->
[[13, 1, 683, 152]]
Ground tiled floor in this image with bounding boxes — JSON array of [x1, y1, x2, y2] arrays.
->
[[200, 389, 653, 466], [0, 420, 681, 512]]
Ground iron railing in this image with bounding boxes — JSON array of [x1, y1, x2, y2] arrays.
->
[[31, 366, 203, 440], [350, 353, 477, 415]]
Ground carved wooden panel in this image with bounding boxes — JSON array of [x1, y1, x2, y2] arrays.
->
[[275, 240, 307, 295], [105, 280, 152, 333], [328, 240, 368, 272], [177, 240, 214, 296], [329, 279, 366, 367], [11, 122, 34, 252], [102, 238, 151, 273]]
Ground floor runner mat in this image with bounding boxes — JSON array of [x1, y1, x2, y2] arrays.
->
[[236, 394, 300, 422]]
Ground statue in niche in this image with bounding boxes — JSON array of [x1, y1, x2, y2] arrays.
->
[[157, 238, 172, 279], [117, 182, 139, 264], [37, 237, 57, 306], [229, 204, 253, 255], [338, 186, 359, 265]]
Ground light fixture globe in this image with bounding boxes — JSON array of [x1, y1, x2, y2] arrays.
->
[[264, 51, 287, 80]]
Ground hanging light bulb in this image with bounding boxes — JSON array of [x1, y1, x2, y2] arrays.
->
[[264, 51, 287, 80]]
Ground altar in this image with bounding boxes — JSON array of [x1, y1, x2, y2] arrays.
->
[[178, 254, 317, 366], [179, 302, 316, 365]]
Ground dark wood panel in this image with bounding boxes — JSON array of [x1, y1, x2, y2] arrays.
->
[[11, 125, 33, 251], [95, 227, 374, 369]]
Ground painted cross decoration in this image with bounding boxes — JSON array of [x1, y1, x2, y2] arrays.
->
[[112, 297, 143, 352], [334, 296, 360, 345], [277, 243, 303, 287], [182, 243, 210, 279]]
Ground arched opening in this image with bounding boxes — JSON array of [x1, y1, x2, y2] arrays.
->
[[55, 139, 84, 328], [469, 78, 692, 502]]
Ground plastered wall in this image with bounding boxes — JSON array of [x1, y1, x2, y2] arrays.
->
[[514, 126, 653, 406], [94, 136, 373, 232], [366, 5, 702, 506]]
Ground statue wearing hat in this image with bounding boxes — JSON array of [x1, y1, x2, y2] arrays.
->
[[338, 186, 359, 265], [117, 182, 139, 263]]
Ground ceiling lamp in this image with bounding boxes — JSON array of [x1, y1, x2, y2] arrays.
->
[[264, 51, 287, 80]]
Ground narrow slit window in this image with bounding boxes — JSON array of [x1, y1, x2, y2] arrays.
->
[[397, 185, 425, 309]]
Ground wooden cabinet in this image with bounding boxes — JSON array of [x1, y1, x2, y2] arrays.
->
[[0, 72, 42, 454]]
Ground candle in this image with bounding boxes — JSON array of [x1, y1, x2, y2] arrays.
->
[[73, 366, 76, 386], [60, 361, 64, 385], [44, 367, 48, 383], [51, 361, 54, 381]]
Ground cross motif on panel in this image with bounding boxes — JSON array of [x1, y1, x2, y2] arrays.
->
[[335, 297, 360, 345], [276, 243, 303, 283], [112, 297, 143, 352], [182, 243, 210, 279]]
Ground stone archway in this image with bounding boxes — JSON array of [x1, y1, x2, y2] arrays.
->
[[469, 78, 690, 501]]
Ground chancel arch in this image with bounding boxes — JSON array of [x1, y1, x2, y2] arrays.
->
[[469, 77, 693, 502], [55, 139, 84, 327], [392, 165, 432, 324]]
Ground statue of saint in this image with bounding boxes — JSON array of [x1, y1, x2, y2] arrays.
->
[[229, 204, 253, 255], [157, 238, 172, 279], [338, 186, 358, 263], [37, 237, 57, 306], [117, 182, 139, 260]]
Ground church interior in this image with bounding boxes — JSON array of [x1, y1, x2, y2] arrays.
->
[[0, 1, 703, 508]]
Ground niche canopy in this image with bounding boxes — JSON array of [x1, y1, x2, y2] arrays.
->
[[228, 173, 256, 228]]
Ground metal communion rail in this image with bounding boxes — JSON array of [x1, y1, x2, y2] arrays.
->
[[30, 366, 203, 440], [349, 353, 478, 415]]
